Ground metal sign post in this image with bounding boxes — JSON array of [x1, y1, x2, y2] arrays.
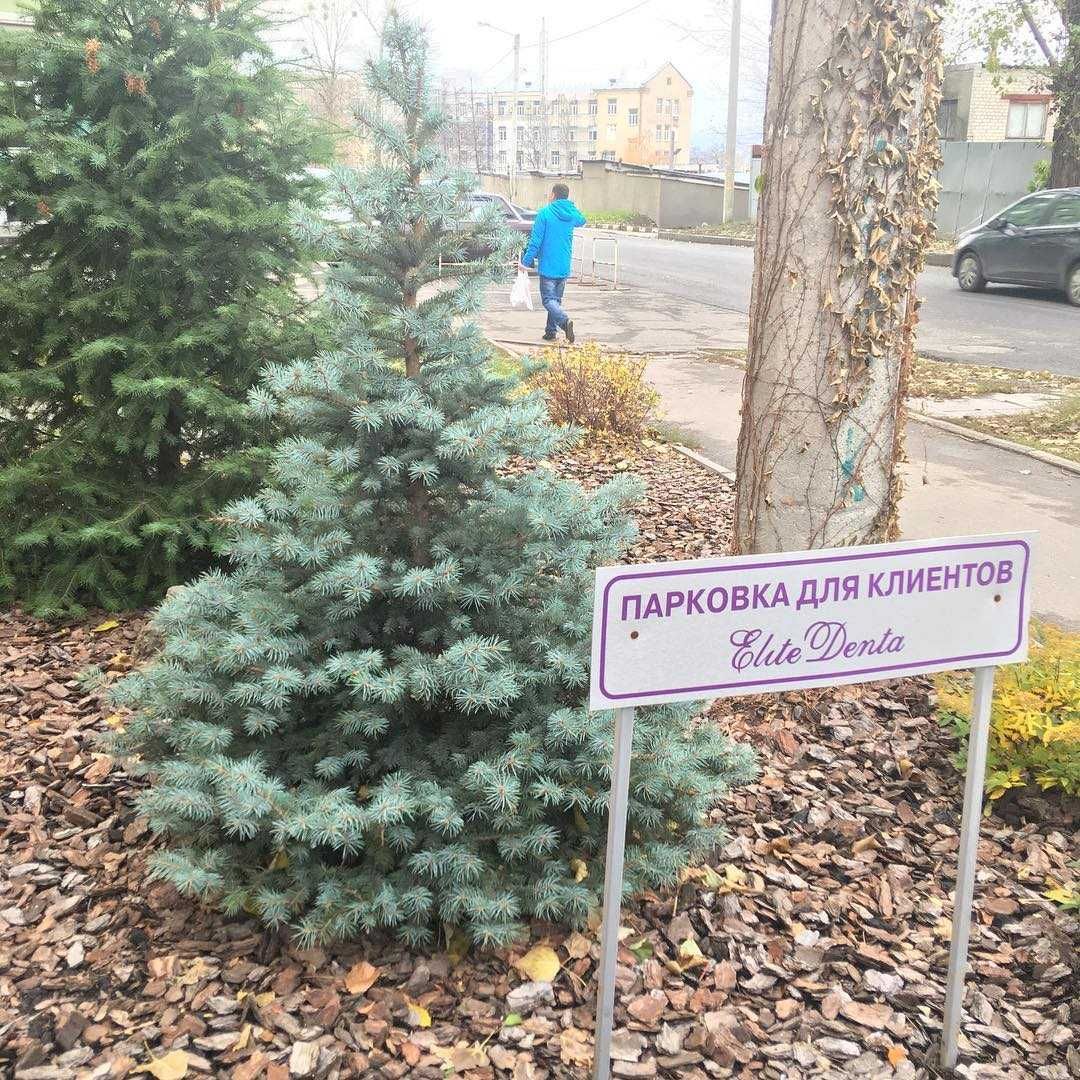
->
[[593, 707, 635, 1080], [941, 665, 997, 1069], [587, 534, 1033, 1079]]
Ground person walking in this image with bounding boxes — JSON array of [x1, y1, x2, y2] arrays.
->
[[520, 182, 586, 343]]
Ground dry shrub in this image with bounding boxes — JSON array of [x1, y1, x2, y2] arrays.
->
[[532, 343, 659, 436]]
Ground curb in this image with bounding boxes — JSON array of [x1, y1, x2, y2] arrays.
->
[[669, 442, 737, 483], [908, 411, 1080, 477], [654, 230, 954, 267]]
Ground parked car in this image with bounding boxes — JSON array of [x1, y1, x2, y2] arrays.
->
[[952, 186, 1080, 306], [457, 192, 534, 262]]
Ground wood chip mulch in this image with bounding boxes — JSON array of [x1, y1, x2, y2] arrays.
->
[[1, 439, 1077, 1080]]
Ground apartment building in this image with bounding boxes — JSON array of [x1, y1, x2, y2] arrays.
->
[[442, 61, 693, 174], [938, 63, 1055, 143]]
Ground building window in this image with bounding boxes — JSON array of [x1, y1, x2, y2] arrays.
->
[[498, 100, 506, 116], [568, 151, 577, 167], [664, 98, 672, 114], [937, 98, 960, 140], [1006, 98, 1048, 139], [607, 98, 617, 115], [628, 108, 639, 127], [655, 124, 662, 141], [673, 98, 680, 115], [533, 99, 541, 114], [498, 150, 507, 165], [606, 124, 617, 139], [517, 150, 524, 168], [588, 99, 598, 116], [569, 99, 578, 114], [516, 100, 525, 116], [588, 128, 598, 142], [551, 149, 560, 167], [498, 126, 507, 142]]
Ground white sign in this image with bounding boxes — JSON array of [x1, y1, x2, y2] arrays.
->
[[587, 532, 1035, 1080], [590, 533, 1032, 710]]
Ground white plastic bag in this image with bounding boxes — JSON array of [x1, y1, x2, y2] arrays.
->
[[510, 269, 533, 311]]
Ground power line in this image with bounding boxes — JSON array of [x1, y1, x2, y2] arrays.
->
[[526, 0, 656, 50]]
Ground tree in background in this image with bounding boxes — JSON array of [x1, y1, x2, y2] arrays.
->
[[111, 11, 755, 948], [946, 0, 1079, 186], [0, 0, 326, 616], [293, 0, 372, 161], [734, 0, 944, 551]]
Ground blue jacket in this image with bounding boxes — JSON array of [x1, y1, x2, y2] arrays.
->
[[521, 199, 587, 279]]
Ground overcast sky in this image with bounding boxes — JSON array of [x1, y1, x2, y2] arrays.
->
[[381, 0, 774, 156]]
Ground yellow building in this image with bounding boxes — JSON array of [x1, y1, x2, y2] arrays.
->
[[462, 61, 693, 173]]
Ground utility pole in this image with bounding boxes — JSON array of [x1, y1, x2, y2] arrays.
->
[[539, 18, 548, 171], [723, 0, 741, 222], [479, 21, 521, 198]]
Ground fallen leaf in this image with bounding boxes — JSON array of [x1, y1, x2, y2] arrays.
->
[[133, 1050, 189, 1080], [516, 944, 560, 983], [434, 1044, 488, 1072], [92, 618, 120, 633], [629, 937, 653, 962], [570, 857, 588, 882], [676, 937, 707, 971], [405, 998, 431, 1028], [560, 1026, 592, 1066], [344, 960, 380, 995], [841, 1000, 892, 1030], [445, 924, 470, 967], [503, 1012, 523, 1027], [888, 1044, 908, 1066]]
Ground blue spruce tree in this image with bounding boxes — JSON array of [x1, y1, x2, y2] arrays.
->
[[112, 12, 756, 948]]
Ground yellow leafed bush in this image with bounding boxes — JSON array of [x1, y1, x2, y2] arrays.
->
[[530, 343, 659, 437], [936, 622, 1080, 800]]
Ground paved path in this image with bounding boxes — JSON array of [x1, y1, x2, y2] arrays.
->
[[481, 282, 1079, 627], [582, 230, 1080, 377]]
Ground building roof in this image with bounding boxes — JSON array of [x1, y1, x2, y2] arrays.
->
[[594, 62, 692, 94]]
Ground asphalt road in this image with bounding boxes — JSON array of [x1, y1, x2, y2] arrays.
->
[[588, 232, 1079, 376]]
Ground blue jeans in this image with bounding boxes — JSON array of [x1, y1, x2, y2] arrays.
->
[[539, 275, 568, 335]]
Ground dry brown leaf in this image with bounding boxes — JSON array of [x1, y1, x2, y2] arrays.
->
[[344, 960, 380, 995], [888, 1044, 908, 1066], [434, 1044, 489, 1072], [841, 1000, 892, 1030], [560, 1026, 592, 1066]]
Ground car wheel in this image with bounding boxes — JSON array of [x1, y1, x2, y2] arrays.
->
[[1067, 263, 1080, 308], [956, 252, 986, 293]]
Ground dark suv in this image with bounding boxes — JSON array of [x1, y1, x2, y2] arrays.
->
[[952, 186, 1080, 306]]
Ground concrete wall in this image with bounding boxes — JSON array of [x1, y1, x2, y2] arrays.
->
[[481, 159, 751, 226], [936, 140, 1049, 235]]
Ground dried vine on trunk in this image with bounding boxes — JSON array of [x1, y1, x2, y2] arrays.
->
[[734, 0, 944, 554]]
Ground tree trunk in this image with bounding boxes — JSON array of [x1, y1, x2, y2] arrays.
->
[[733, 0, 943, 553], [1049, 0, 1080, 188]]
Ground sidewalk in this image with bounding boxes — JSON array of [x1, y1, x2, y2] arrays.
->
[[481, 281, 1079, 627]]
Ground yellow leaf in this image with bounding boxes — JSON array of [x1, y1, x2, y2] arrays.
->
[[267, 850, 289, 871], [677, 938, 707, 971], [405, 998, 431, 1028], [515, 944, 561, 983], [232, 1024, 251, 1051], [236, 990, 275, 1008], [570, 858, 588, 883], [104, 713, 126, 731], [887, 1044, 908, 1066], [344, 960, 380, 995], [92, 618, 120, 633], [132, 1050, 189, 1080]]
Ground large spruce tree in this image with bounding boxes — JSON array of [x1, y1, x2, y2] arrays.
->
[[112, 12, 755, 948], [0, 0, 325, 615]]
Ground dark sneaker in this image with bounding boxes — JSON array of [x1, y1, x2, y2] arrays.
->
[[542, 333, 557, 341], [564, 319, 575, 344]]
